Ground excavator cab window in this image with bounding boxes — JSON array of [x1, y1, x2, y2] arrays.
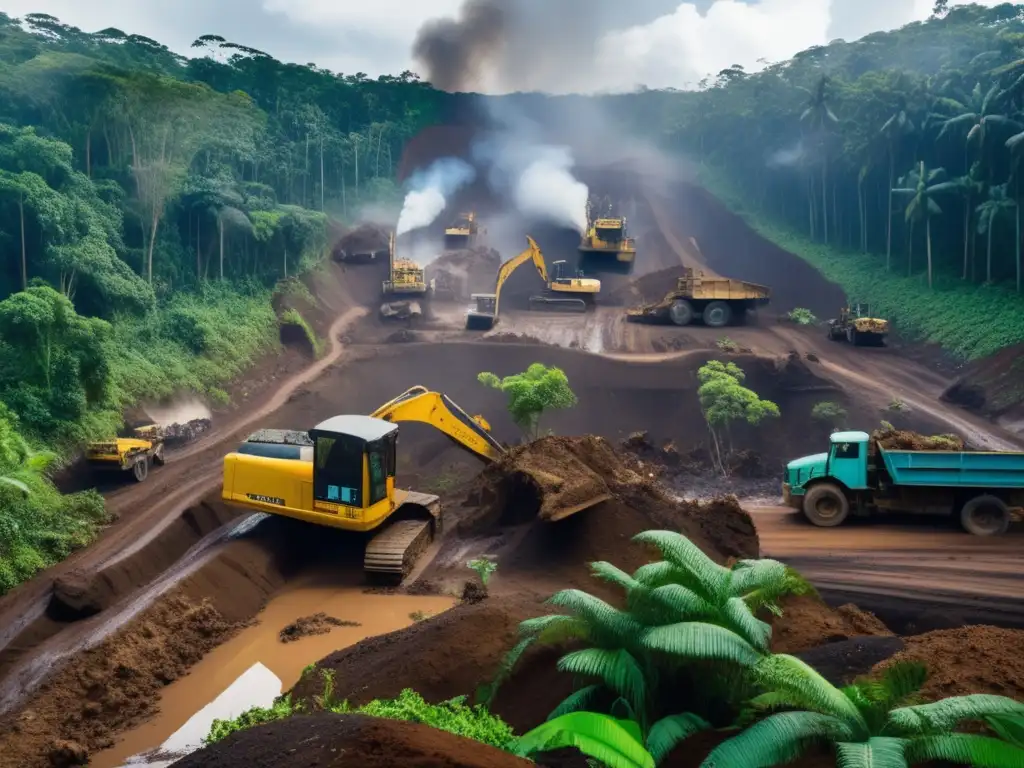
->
[[366, 434, 395, 505], [311, 431, 364, 507]]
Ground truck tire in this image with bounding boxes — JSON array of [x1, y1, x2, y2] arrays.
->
[[132, 458, 149, 483], [960, 494, 1010, 536], [703, 301, 733, 328], [802, 483, 850, 527], [847, 327, 858, 345], [152, 444, 165, 466], [669, 299, 694, 326]]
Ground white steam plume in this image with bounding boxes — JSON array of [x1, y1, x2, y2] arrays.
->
[[396, 157, 476, 236]]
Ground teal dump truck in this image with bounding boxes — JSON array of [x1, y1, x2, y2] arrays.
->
[[783, 430, 1024, 535]]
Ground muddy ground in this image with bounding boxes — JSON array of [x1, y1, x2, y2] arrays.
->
[[0, 134, 1021, 768]]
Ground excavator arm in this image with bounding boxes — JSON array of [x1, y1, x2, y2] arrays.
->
[[370, 386, 505, 463], [490, 236, 543, 318]]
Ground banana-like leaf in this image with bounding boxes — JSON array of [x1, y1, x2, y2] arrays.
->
[[549, 684, 604, 720], [720, 597, 772, 652], [516, 711, 656, 768], [641, 621, 762, 668], [905, 734, 1024, 767], [987, 713, 1024, 748], [632, 531, 730, 601], [887, 694, 1024, 736], [754, 655, 867, 729], [519, 614, 591, 646], [647, 712, 711, 764], [835, 737, 909, 768], [558, 648, 647, 715], [0, 476, 30, 495], [700, 711, 853, 768]]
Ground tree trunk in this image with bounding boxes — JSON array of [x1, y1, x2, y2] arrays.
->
[[18, 191, 27, 290], [219, 214, 225, 280], [85, 129, 91, 178], [926, 215, 933, 288], [284, 245, 288, 279], [907, 220, 914, 277], [304, 132, 310, 207], [962, 197, 970, 280], [147, 206, 161, 284], [197, 215, 202, 282], [858, 178, 866, 252], [987, 219, 994, 283], [821, 158, 829, 243], [1017, 204, 1022, 292], [319, 133, 325, 212], [886, 152, 894, 271]]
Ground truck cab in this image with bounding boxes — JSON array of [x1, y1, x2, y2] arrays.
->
[[783, 430, 870, 507]]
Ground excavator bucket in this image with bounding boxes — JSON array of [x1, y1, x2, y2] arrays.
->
[[466, 293, 497, 330]]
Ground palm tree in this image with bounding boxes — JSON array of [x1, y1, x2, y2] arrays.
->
[[976, 184, 1016, 284], [799, 76, 839, 243], [941, 162, 987, 280], [938, 83, 1023, 182], [701, 657, 1024, 767], [879, 98, 916, 269], [0, 421, 56, 497], [1007, 130, 1024, 290], [892, 161, 948, 287]]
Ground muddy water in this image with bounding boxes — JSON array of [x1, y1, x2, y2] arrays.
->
[[91, 576, 454, 768]]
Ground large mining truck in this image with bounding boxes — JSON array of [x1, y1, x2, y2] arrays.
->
[[626, 268, 770, 327], [382, 232, 434, 297], [85, 424, 166, 482], [827, 303, 889, 346]]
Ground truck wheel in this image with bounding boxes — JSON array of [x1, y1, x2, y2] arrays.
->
[[960, 495, 1010, 536], [669, 299, 694, 326], [132, 458, 149, 483], [703, 301, 733, 328], [802, 483, 850, 527], [847, 327, 857, 345]]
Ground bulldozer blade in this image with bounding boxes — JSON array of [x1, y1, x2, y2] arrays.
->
[[543, 493, 614, 522]]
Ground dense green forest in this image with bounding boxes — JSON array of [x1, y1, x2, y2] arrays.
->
[[650, 2, 1024, 357], [3, 5, 1024, 591]]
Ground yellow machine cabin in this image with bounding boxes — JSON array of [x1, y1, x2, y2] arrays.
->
[[827, 303, 889, 346], [85, 424, 166, 482], [466, 236, 601, 330], [444, 212, 481, 250], [222, 387, 505, 579], [578, 198, 636, 270], [383, 231, 433, 296]]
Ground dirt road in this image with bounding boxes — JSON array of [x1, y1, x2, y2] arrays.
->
[[753, 506, 1024, 631]]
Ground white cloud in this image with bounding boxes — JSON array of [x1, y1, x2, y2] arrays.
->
[[260, 0, 464, 42]]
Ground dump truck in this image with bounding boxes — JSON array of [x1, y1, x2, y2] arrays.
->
[[626, 268, 770, 327], [827, 303, 889, 346], [783, 430, 1024, 535], [221, 386, 607, 581], [578, 198, 636, 270], [85, 424, 166, 482], [444, 212, 481, 250], [382, 231, 434, 297], [466, 236, 600, 330]]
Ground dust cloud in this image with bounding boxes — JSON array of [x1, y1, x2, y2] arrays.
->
[[143, 398, 211, 427], [396, 157, 476, 236]]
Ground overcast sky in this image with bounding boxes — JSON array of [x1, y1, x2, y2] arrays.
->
[[0, 0, 1006, 92]]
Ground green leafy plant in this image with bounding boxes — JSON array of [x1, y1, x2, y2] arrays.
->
[[811, 401, 848, 429], [887, 398, 908, 412], [787, 308, 818, 325], [516, 712, 658, 768], [468, 556, 498, 587], [717, 337, 740, 353], [704, 658, 1024, 767], [697, 361, 780, 476], [279, 307, 323, 357], [478, 363, 577, 440]]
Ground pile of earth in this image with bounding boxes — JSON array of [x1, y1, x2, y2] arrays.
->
[[332, 223, 389, 261], [872, 425, 965, 451], [942, 342, 1024, 425], [426, 246, 501, 300], [603, 264, 685, 307], [279, 613, 360, 643]]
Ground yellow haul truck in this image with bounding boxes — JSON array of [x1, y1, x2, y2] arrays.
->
[[382, 231, 434, 297], [444, 212, 481, 250], [578, 198, 636, 271], [85, 424, 166, 482], [827, 303, 889, 346], [626, 268, 770, 327]]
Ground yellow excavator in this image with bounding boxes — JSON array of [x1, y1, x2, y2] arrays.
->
[[465, 236, 601, 331], [226, 387, 552, 581], [578, 197, 636, 271]]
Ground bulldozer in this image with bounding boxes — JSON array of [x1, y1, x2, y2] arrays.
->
[[221, 386, 607, 580], [85, 424, 166, 482], [626, 268, 770, 327], [578, 197, 636, 272], [444, 212, 482, 250], [382, 231, 434, 297], [465, 236, 601, 330], [827, 303, 889, 346]]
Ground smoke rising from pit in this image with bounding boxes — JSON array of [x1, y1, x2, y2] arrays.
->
[[411, 0, 506, 93], [396, 157, 476, 236]]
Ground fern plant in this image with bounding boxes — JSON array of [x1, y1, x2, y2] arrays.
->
[[704, 658, 1024, 767]]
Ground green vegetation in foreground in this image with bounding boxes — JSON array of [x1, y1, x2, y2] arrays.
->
[[207, 529, 1024, 766], [699, 168, 1024, 360]]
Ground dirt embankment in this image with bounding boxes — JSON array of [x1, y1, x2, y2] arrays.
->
[[942, 343, 1024, 432], [330, 223, 390, 261], [426, 246, 501, 300]]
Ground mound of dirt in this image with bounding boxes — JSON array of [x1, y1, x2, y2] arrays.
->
[[176, 712, 531, 768], [874, 625, 1024, 701], [426, 246, 501, 300], [605, 265, 685, 307], [872, 426, 965, 451], [942, 343, 1024, 422], [332, 223, 389, 260], [279, 614, 360, 643], [771, 595, 893, 654]]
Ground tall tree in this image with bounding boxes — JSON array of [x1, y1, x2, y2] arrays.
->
[[893, 161, 948, 287]]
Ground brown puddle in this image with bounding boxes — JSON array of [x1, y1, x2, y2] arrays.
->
[[91, 575, 455, 767]]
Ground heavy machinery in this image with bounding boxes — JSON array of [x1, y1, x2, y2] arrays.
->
[[444, 212, 481, 250], [626, 268, 770, 327], [578, 197, 636, 270], [465, 236, 601, 330], [827, 303, 889, 346], [85, 424, 166, 482], [382, 231, 434, 297], [221, 386, 609, 580]]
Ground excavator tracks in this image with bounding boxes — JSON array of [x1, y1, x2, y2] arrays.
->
[[363, 492, 442, 581]]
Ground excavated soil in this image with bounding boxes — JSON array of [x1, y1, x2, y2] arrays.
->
[[278, 614, 360, 643], [331, 223, 390, 259], [770, 595, 893, 655], [942, 342, 1024, 427], [872, 425, 966, 451], [874, 625, 1024, 701], [426, 246, 501, 300], [176, 713, 532, 768]]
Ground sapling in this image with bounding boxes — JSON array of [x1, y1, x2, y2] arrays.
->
[[468, 556, 498, 587]]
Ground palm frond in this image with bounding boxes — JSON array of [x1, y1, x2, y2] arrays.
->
[[646, 713, 711, 764], [720, 597, 772, 652], [887, 694, 1024, 736], [516, 711, 656, 768], [835, 737, 909, 768], [754, 654, 867, 729], [865, 661, 927, 710], [699, 712, 854, 768], [547, 590, 644, 646], [641, 621, 762, 667], [0, 475, 30, 495], [632, 561, 690, 589], [986, 713, 1024, 748], [557, 648, 648, 716], [937, 112, 978, 140], [632, 531, 729, 601], [591, 561, 639, 591], [737, 691, 803, 727], [519, 614, 591, 646], [548, 684, 605, 720], [904, 734, 1024, 768], [727, 558, 786, 596], [648, 583, 716, 618], [1007, 131, 1024, 152]]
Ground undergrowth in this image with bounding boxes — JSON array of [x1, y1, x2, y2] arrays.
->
[[205, 687, 518, 752], [699, 167, 1024, 360], [280, 308, 324, 357]]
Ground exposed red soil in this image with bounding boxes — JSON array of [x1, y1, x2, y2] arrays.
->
[[942, 342, 1024, 425], [176, 713, 531, 768], [278, 613, 360, 643], [770, 595, 893, 655], [875, 625, 1024, 701]]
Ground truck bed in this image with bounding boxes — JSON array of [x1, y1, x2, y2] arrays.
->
[[880, 448, 1024, 488]]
